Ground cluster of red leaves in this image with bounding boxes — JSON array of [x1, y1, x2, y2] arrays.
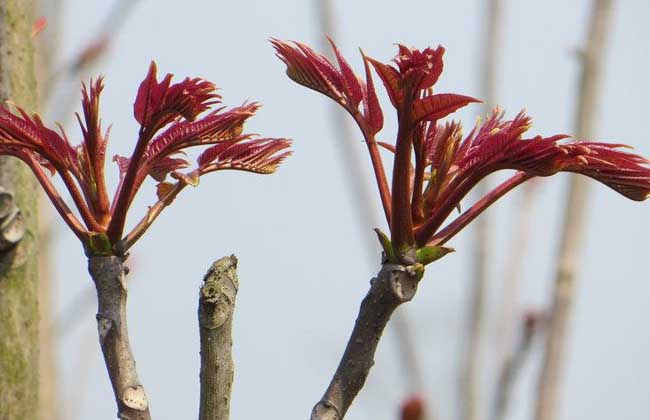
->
[[273, 38, 650, 262], [0, 62, 291, 255]]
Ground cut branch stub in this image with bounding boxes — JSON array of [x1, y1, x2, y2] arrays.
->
[[198, 255, 239, 420]]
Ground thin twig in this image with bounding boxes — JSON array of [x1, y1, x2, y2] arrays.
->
[[45, 0, 141, 121], [88, 255, 151, 420], [534, 2, 615, 420], [460, 1, 504, 419], [198, 255, 239, 420], [311, 263, 423, 420], [490, 311, 544, 420], [494, 180, 538, 352], [489, 180, 537, 419], [314, 0, 424, 394]]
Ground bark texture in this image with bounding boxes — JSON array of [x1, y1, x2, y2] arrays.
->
[[0, 1, 40, 419], [311, 263, 421, 420], [88, 256, 151, 420], [534, 2, 614, 420], [198, 255, 239, 420]]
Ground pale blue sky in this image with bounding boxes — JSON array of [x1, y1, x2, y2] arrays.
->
[[46, 1, 650, 419]]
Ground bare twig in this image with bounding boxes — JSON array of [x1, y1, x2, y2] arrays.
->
[[534, 2, 615, 420], [489, 180, 538, 418], [490, 311, 544, 420], [314, 0, 424, 394], [198, 255, 239, 420], [45, 0, 141, 116], [461, 1, 504, 419], [311, 263, 422, 420], [494, 180, 538, 350], [88, 256, 151, 420]]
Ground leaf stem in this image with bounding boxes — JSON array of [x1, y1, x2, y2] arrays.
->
[[26, 157, 87, 241], [428, 172, 532, 246], [115, 181, 186, 254], [107, 130, 152, 243], [352, 112, 392, 225]]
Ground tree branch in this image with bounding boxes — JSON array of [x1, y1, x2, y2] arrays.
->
[[198, 255, 239, 420], [314, 0, 423, 398], [88, 256, 151, 420], [489, 311, 542, 420], [534, 1, 615, 420], [311, 262, 422, 420]]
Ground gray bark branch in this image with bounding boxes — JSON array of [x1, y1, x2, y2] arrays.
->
[[490, 314, 540, 420], [534, 2, 615, 420], [311, 263, 421, 420], [88, 256, 151, 420], [314, 0, 425, 396], [198, 255, 238, 420]]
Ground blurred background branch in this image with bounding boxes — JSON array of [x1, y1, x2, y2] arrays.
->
[[534, 1, 615, 420], [460, 1, 504, 420]]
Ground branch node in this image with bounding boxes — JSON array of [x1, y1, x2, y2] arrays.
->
[[312, 400, 341, 420], [96, 315, 113, 343], [0, 188, 25, 251]]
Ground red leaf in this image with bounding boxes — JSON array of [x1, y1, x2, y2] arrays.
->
[[328, 37, 363, 107], [271, 39, 344, 102], [366, 56, 402, 107], [411, 93, 480, 123], [198, 137, 292, 175], [393, 44, 445, 91], [144, 103, 258, 163], [133, 61, 220, 131], [112, 154, 131, 180], [361, 51, 383, 135], [0, 105, 77, 171], [149, 154, 189, 182], [155, 181, 176, 203]]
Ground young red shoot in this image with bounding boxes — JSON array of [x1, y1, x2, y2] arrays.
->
[[0, 62, 291, 256], [273, 38, 650, 266]]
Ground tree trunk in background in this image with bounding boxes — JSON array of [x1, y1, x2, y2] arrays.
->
[[35, 0, 62, 418], [0, 1, 40, 419]]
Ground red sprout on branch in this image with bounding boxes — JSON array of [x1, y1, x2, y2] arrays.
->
[[0, 62, 291, 255], [272, 38, 650, 264], [400, 394, 426, 420]]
